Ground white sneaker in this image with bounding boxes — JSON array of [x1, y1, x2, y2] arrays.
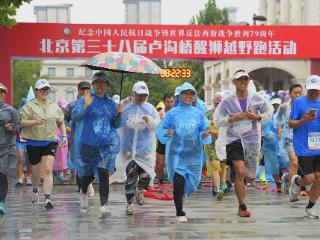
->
[[175, 215, 188, 223], [305, 207, 319, 219], [135, 191, 144, 206], [99, 204, 111, 219], [289, 175, 300, 202], [126, 203, 134, 215], [31, 190, 39, 205], [26, 177, 32, 186], [44, 199, 54, 210], [88, 183, 95, 197], [80, 193, 88, 210]]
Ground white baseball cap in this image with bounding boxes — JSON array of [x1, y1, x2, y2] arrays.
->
[[233, 70, 250, 80], [306, 75, 320, 90], [35, 79, 51, 90], [0, 83, 8, 93], [133, 81, 149, 95], [174, 87, 180, 96]]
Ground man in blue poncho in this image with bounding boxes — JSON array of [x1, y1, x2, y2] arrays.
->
[[156, 82, 211, 223], [72, 72, 121, 218], [121, 81, 160, 215]]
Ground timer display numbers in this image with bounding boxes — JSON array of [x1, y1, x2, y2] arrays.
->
[[160, 68, 192, 78]]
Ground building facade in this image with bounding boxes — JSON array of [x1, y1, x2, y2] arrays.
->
[[204, 0, 319, 108], [124, 0, 161, 24], [34, 4, 94, 103]]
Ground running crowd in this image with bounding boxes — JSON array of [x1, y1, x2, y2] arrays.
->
[[1, 69, 320, 223]]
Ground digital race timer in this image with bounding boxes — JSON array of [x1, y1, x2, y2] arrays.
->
[[160, 68, 192, 78]]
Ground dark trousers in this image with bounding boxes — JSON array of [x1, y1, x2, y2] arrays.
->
[[0, 173, 8, 203], [125, 160, 151, 203], [81, 167, 109, 206], [173, 173, 185, 217]]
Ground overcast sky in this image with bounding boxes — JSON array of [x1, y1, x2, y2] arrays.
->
[[16, 0, 259, 25]]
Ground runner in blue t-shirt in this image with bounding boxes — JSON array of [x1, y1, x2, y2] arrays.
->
[[289, 75, 320, 219]]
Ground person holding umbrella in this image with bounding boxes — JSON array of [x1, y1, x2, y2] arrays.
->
[[121, 81, 160, 215], [0, 83, 19, 215], [72, 72, 122, 218]]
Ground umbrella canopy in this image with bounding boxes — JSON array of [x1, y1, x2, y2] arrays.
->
[[81, 52, 162, 100], [81, 52, 162, 75]]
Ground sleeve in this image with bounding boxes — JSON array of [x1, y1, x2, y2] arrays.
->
[[71, 97, 87, 122], [11, 108, 19, 134], [213, 101, 230, 127], [110, 102, 121, 129], [19, 104, 32, 121], [276, 104, 286, 124], [199, 112, 212, 144], [290, 99, 301, 120], [258, 99, 274, 124], [156, 112, 173, 144], [56, 105, 65, 125], [146, 108, 161, 130]]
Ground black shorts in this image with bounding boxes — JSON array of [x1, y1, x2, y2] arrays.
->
[[226, 140, 244, 166], [297, 155, 320, 177], [27, 142, 58, 166], [156, 140, 166, 155]]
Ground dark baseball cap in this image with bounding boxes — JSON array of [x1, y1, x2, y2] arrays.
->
[[92, 72, 108, 83], [78, 81, 91, 89]]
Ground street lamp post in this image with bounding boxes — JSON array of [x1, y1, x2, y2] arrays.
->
[[253, 13, 267, 25]]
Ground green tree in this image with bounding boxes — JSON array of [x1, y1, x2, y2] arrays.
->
[[13, 60, 42, 108], [176, 0, 229, 99], [0, 0, 32, 26]]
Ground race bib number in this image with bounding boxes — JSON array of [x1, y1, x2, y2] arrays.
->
[[308, 132, 320, 150]]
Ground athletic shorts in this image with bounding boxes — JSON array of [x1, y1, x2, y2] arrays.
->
[[297, 155, 320, 177], [226, 140, 244, 166], [26, 142, 58, 166], [16, 141, 27, 151], [156, 140, 165, 155]]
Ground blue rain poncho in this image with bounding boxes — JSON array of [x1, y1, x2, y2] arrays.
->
[[156, 82, 212, 195], [71, 89, 120, 177], [119, 99, 160, 180]]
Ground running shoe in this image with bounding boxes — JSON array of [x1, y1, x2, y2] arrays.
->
[[99, 204, 111, 219], [289, 175, 300, 202], [305, 207, 319, 219], [259, 172, 268, 185], [88, 183, 95, 197], [135, 190, 144, 206], [26, 177, 32, 186], [126, 203, 134, 215], [237, 208, 251, 217], [221, 183, 230, 193], [216, 190, 224, 200], [15, 177, 24, 186], [80, 193, 88, 210], [0, 202, 6, 215], [175, 215, 187, 223], [44, 199, 54, 210]]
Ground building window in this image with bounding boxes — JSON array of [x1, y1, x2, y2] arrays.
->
[[66, 68, 74, 77], [85, 68, 92, 77], [66, 90, 74, 103], [48, 68, 56, 77], [48, 90, 56, 102]]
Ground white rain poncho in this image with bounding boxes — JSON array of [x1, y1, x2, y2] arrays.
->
[[119, 100, 160, 180], [71, 90, 121, 177], [213, 85, 273, 178], [156, 82, 212, 195]]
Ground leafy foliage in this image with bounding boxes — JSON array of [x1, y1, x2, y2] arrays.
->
[[0, 0, 32, 26], [13, 60, 42, 108]]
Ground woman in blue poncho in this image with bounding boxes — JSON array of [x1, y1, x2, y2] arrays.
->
[[156, 82, 211, 223], [72, 72, 121, 218]]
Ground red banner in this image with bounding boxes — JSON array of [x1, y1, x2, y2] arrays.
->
[[4, 23, 320, 59]]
